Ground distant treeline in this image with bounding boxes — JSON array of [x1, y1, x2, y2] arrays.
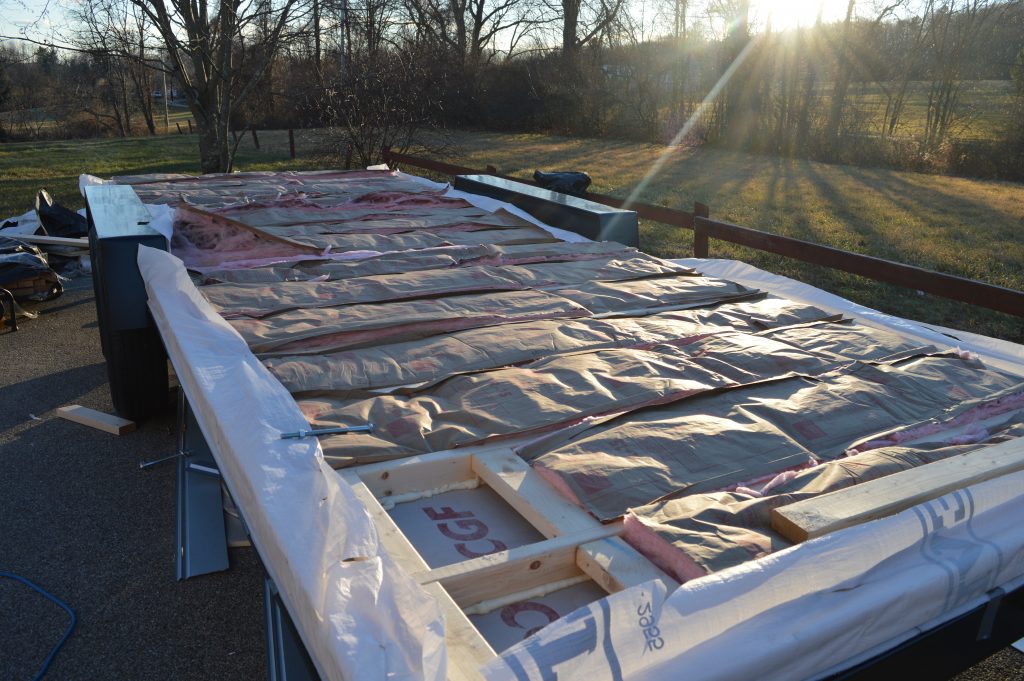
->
[[2, 0, 1023, 178]]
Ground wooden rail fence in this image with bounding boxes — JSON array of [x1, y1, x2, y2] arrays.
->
[[381, 147, 1024, 318]]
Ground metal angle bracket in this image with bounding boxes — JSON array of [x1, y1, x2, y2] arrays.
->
[[264, 576, 322, 681], [175, 391, 230, 580]]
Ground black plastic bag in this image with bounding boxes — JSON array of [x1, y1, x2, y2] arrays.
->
[[0, 236, 63, 302], [35, 189, 88, 238], [533, 170, 592, 197]]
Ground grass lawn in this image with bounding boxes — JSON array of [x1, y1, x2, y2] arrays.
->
[[1, 128, 1021, 342], [0, 129, 329, 219]]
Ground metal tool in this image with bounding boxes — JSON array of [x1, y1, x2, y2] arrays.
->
[[280, 423, 374, 440], [139, 452, 183, 470]]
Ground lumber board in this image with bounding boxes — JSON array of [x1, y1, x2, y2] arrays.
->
[[16, 234, 89, 248], [416, 524, 620, 609], [460, 575, 592, 617], [339, 471, 495, 680], [471, 450, 674, 592], [576, 537, 672, 593], [56, 404, 135, 435], [471, 449, 599, 538], [355, 449, 477, 499], [771, 437, 1024, 543]]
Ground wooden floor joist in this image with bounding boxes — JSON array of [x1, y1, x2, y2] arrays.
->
[[339, 470, 496, 680], [341, 444, 677, 678], [471, 449, 673, 593], [416, 524, 621, 609], [771, 437, 1024, 543]]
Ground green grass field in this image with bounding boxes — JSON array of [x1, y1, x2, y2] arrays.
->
[[1, 128, 1021, 342]]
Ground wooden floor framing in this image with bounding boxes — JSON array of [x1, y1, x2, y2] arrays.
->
[[339, 444, 675, 680]]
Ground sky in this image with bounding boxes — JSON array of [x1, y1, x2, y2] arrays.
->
[[0, 0, 878, 53], [751, 0, 853, 29]]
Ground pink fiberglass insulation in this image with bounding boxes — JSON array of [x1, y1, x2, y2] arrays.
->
[[262, 300, 838, 396], [171, 209, 317, 268], [621, 514, 707, 583], [202, 266, 528, 318], [523, 355, 1024, 520], [188, 250, 386, 275], [464, 241, 641, 267], [230, 289, 593, 355], [215, 190, 471, 214], [847, 388, 1024, 454], [620, 416, 1024, 582], [347, 190, 469, 207]]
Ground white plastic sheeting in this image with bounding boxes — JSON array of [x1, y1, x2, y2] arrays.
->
[[139, 246, 448, 681]]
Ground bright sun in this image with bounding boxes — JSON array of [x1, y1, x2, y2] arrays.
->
[[752, 0, 851, 30]]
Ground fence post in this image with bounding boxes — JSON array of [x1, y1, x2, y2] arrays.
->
[[345, 144, 354, 170], [288, 129, 296, 159], [187, 119, 192, 134], [693, 202, 710, 258], [250, 128, 260, 150], [175, 122, 182, 134]]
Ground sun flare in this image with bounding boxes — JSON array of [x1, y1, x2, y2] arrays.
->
[[752, 0, 851, 30]]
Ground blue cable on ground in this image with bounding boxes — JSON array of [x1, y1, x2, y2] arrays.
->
[[0, 571, 77, 681]]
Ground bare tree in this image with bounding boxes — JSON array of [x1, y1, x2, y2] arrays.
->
[[120, 0, 307, 172], [401, 0, 536, 67], [921, 0, 1004, 147], [554, 0, 627, 63], [74, 0, 160, 135]]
